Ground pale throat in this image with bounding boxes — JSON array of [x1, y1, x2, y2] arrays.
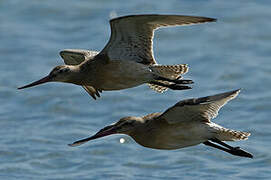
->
[[65, 66, 86, 85]]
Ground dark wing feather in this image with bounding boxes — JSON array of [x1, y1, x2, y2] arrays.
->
[[160, 89, 240, 124], [100, 14, 216, 65]]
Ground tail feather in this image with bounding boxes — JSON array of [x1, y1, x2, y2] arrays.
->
[[148, 81, 170, 93], [217, 128, 250, 141], [149, 64, 189, 93], [150, 64, 189, 80]]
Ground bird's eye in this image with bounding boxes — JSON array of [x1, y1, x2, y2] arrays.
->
[[59, 68, 69, 73], [125, 121, 134, 126]]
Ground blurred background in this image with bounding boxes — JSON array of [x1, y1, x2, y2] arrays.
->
[[0, 0, 270, 179]]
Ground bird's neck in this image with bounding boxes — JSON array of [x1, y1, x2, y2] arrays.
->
[[65, 65, 86, 85]]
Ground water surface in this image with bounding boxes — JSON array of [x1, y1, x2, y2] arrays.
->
[[0, 0, 270, 179]]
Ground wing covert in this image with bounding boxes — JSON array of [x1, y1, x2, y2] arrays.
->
[[59, 49, 99, 65], [160, 89, 240, 124], [99, 14, 216, 65]]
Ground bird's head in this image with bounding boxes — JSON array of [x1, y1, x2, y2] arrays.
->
[[18, 65, 75, 89], [68, 116, 144, 147], [48, 65, 73, 82], [111, 116, 144, 134]]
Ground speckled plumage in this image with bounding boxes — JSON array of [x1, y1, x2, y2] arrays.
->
[[18, 14, 216, 99], [69, 90, 253, 158]]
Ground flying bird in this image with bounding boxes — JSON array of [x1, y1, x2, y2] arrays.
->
[[18, 14, 216, 99], [69, 89, 253, 158]]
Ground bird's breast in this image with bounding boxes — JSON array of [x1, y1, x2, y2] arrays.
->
[[95, 60, 154, 90], [131, 122, 213, 150]]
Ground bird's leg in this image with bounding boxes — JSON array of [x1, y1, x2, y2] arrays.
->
[[155, 76, 193, 84], [210, 138, 238, 150], [150, 81, 192, 90], [203, 140, 253, 158], [203, 141, 233, 153], [168, 84, 192, 90]]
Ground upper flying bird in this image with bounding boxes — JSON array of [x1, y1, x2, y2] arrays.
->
[[18, 14, 216, 99], [69, 89, 253, 158]]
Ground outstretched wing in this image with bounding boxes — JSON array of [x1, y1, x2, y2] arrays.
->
[[160, 89, 240, 124], [59, 49, 101, 100], [59, 49, 99, 65], [99, 14, 216, 65]]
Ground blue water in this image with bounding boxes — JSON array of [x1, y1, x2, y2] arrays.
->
[[1, 0, 271, 179]]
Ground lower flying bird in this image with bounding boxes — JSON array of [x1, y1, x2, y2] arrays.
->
[[18, 14, 216, 99], [69, 89, 253, 158]]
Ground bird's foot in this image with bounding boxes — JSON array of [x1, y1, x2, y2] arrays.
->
[[173, 79, 194, 84], [168, 84, 192, 90], [229, 146, 253, 159], [155, 76, 193, 84]]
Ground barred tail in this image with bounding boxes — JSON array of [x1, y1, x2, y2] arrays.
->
[[148, 81, 171, 93], [148, 64, 189, 93], [216, 128, 251, 141], [150, 64, 189, 80]]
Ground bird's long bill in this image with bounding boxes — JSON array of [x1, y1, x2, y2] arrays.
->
[[18, 75, 51, 89], [68, 124, 117, 147]]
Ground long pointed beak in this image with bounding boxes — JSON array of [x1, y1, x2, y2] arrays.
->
[[68, 124, 117, 147], [18, 75, 51, 90]]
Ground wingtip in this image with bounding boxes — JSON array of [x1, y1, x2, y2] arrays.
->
[[232, 88, 242, 95], [224, 89, 241, 96], [222, 89, 241, 99]]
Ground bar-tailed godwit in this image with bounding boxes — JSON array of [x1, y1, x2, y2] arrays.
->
[[18, 14, 216, 99], [69, 89, 253, 158]]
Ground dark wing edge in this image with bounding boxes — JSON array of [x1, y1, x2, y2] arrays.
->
[[99, 14, 216, 65], [160, 89, 241, 124], [110, 14, 216, 26]]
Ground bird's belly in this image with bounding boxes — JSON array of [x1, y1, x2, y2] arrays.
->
[[148, 134, 203, 150], [97, 61, 153, 90], [134, 123, 212, 150], [101, 80, 145, 90]]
